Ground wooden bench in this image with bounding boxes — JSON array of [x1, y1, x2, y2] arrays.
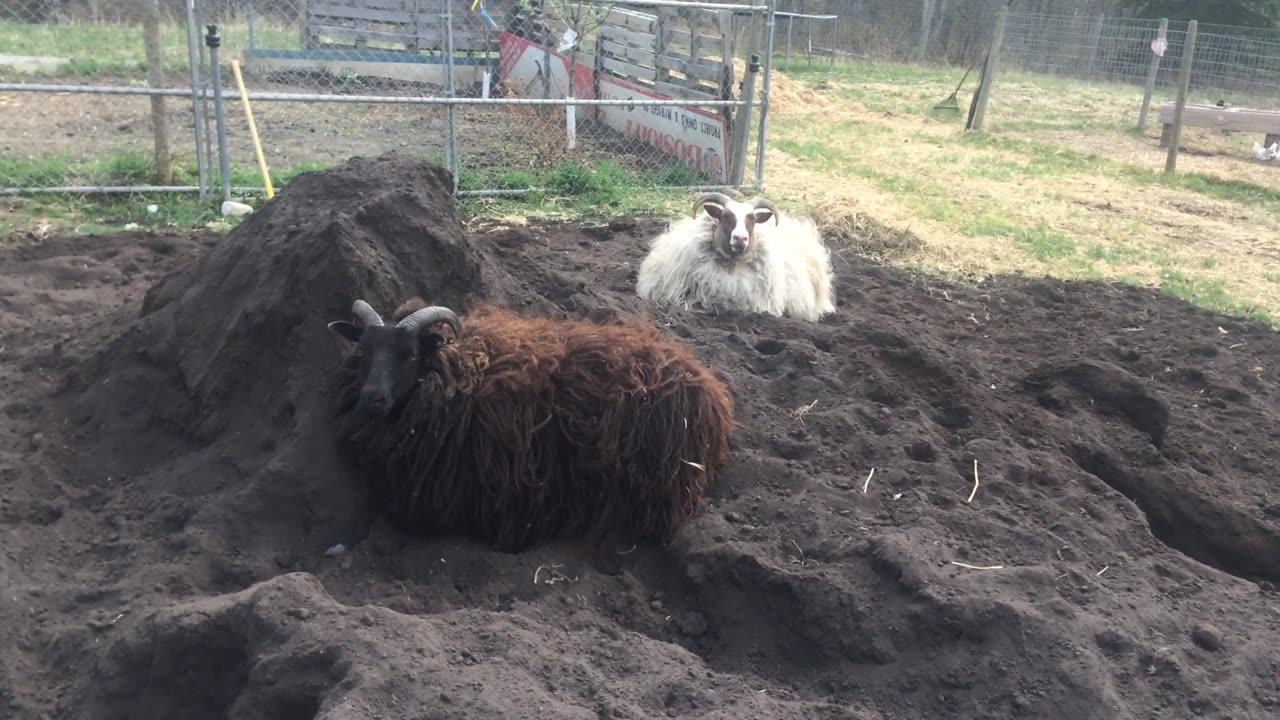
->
[[1159, 102, 1280, 149]]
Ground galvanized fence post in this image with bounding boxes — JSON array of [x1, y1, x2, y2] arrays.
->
[[184, 0, 209, 200], [205, 24, 232, 202], [754, 1, 777, 190], [730, 53, 760, 189], [444, 1, 460, 193], [197, 0, 216, 198]]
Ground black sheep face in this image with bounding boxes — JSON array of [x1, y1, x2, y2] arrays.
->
[[328, 321, 428, 419]]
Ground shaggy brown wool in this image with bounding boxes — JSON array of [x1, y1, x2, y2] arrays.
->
[[333, 299, 736, 553]]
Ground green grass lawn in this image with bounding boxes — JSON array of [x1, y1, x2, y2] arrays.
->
[[0, 19, 296, 76], [757, 59, 1280, 326]]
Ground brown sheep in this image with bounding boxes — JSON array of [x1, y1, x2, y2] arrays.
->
[[324, 297, 736, 567]]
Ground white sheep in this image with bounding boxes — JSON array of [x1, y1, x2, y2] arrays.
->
[[635, 192, 836, 322]]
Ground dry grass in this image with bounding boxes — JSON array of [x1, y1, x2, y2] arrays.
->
[[749, 60, 1280, 325]]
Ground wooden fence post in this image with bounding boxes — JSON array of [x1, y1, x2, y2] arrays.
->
[[1137, 17, 1168, 133], [969, 7, 1007, 132], [1164, 20, 1197, 175], [144, 0, 172, 184]]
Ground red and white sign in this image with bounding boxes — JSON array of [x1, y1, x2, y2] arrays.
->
[[496, 30, 730, 183], [595, 74, 729, 183], [498, 31, 596, 105]]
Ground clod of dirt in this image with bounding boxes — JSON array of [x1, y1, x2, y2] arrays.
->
[[1191, 623, 1225, 652], [78, 572, 864, 720], [1024, 359, 1170, 448]]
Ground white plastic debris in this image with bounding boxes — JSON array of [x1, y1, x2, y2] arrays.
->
[[146, 204, 158, 213], [221, 200, 254, 217], [558, 28, 578, 53]]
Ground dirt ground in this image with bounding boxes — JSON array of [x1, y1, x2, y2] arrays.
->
[[2, 155, 1279, 720]]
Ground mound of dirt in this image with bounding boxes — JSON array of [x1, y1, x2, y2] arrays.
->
[[2, 154, 1279, 720]]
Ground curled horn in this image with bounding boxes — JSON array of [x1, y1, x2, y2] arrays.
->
[[352, 299, 385, 327], [751, 197, 780, 226], [692, 192, 735, 218], [397, 305, 462, 339]]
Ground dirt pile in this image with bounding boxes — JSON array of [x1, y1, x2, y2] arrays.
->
[[1, 155, 1278, 720]]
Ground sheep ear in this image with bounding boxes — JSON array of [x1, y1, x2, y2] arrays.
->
[[420, 330, 450, 352], [328, 320, 362, 343], [751, 208, 774, 225], [700, 203, 726, 220]]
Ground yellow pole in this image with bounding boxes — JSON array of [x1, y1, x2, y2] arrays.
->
[[229, 59, 275, 200]]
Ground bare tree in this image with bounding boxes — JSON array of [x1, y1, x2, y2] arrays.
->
[[539, 0, 617, 149]]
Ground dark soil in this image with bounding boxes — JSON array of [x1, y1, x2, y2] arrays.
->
[[2, 154, 1279, 720]]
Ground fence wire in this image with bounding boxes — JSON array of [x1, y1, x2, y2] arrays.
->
[[772, 0, 1280, 102], [1, 0, 775, 202]]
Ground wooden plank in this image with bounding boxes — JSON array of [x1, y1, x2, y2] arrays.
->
[[312, 24, 494, 47], [310, 0, 450, 15], [654, 54, 721, 82], [312, 38, 496, 53], [652, 46, 729, 74], [695, 55, 725, 72], [600, 56, 656, 82], [655, 8, 672, 85], [719, 9, 734, 103], [600, 39, 655, 68], [666, 28, 725, 55], [357, 0, 415, 10], [308, 3, 417, 23], [599, 24, 656, 52], [604, 8, 656, 34], [312, 24, 415, 44], [654, 80, 720, 102], [1157, 102, 1280, 132]]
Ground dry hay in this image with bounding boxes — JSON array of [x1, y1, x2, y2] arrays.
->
[[811, 199, 927, 260]]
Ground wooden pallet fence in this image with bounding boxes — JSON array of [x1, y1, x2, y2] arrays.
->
[[304, 0, 497, 54]]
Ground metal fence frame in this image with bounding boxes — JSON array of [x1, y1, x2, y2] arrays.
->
[[0, 0, 780, 201], [773, 10, 837, 72]]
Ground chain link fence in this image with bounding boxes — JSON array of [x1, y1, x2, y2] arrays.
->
[[767, 0, 1280, 102], [0, 0, 777, 202]]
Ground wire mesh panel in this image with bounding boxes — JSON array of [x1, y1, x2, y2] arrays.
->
[[805, 0, 1280, 103], [0, 0, 204, 194], [194, 0, 458, 190], [0, 0, 772, 201]]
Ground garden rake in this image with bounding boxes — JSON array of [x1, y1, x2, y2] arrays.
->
[[934, 60, 977, 113]]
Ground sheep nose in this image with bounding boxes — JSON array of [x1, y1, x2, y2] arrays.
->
[[360, 390, 389, 413], [729, 236, 748, 253]]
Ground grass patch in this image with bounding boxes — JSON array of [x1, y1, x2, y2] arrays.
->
[[1129, 169, 1280, 206], [1014, 225, 1077, 263], [0, 20, 295, 77], [762, 56, 1280, 327], [1159, 270, 1274, 325], [1, 150, 697, 241], [457, 158, 693, 219]]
